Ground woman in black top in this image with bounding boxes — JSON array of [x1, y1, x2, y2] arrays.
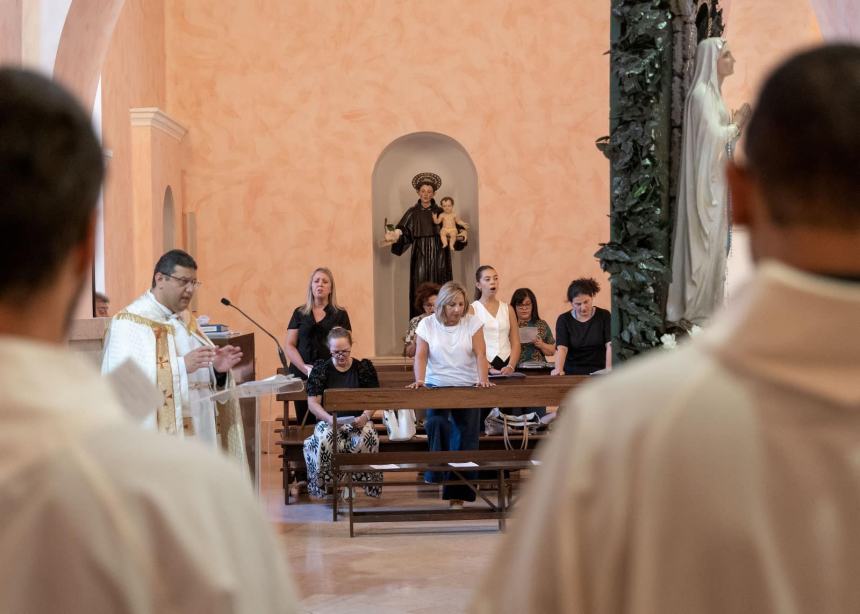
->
[[284, 267, 351, 425], [551, 278, 612, 376], [302, 327, 381, 499]]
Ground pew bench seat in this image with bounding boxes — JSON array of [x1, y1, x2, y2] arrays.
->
[[337, 450, 535, 537]]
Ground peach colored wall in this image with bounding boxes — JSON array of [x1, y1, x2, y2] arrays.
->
[[722, 0, 822, 114], [101, 0, 166, 308], [91, 0, 833, 378], [54, 0, 125, 110], [721, 0, 823, 292], [129, 123, 186, 292], [0, 0, 22, 65], [164, 1, 612, 378]]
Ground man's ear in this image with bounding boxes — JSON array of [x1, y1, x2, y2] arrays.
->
[[727, 162, 754, 227], [71, 212, 97, 276]]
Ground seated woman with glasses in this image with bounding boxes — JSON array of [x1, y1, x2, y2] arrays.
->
[[302, 327, 382, 499]]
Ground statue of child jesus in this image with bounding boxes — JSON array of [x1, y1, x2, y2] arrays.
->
[[432, 196, 469, 250]]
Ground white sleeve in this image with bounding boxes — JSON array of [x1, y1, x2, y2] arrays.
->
[[469, 314, 484, 337], [415, 316, 432, 343], [101, 318, 157, 385], [101, 318, 161, 430]]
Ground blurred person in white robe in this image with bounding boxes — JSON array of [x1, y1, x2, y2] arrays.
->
[[472, 44, 860, 614], [102, 249, 247, 465], [0, 68, 298, 613]]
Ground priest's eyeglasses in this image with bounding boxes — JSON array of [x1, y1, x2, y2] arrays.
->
[[163, 273, 202, 289], [330, 349, 351, 357]]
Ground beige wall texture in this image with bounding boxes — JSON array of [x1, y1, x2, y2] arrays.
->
[[128, 115, 187, 292], [101, 0, 169, 307], [721, 0, 823, 294], [91, 0, 832, 378], [0, 0, 22, 65], [158, 1, 612, 377]]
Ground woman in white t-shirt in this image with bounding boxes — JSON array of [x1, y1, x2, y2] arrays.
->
[[411, 281, 492, 507]]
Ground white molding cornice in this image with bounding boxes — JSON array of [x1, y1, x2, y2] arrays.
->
[[129, 107, 188, 141]]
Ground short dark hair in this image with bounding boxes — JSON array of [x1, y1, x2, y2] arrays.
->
[[745, 44, 860, 228], [413, 281, 441, 311], [567, 278, 600, 302], [416, 181, 436, 192], [0, 69, 104, 299], [152, 249, 197, 288], [440, 196, 454, 206], [511, 288, 540, 321]]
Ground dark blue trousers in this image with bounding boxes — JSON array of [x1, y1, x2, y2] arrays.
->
[[424, 407, 481, 502]]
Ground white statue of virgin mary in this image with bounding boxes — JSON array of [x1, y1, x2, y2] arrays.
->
[[666, 38, 751, 325]]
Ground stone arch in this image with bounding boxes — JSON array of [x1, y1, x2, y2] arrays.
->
[[53, 0, 126, 109]]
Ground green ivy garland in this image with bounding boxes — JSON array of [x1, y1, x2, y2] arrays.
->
[[596, 0, 673, 360]]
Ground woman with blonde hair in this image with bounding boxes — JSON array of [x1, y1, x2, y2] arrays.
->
[[285, 267, 351, 425], [411, 281, 492, 508]]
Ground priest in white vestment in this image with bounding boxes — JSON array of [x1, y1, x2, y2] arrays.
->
[[102, 250, 247, 465], [0, 67, 298, 613], [472, 45, 860, 614]]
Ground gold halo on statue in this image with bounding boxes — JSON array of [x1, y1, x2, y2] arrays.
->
[[411, 172, 442, 192]]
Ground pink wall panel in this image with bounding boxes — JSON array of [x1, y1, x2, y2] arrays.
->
[[164, 1, 612, 375]]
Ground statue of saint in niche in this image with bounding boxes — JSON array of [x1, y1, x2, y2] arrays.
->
[[667, 38, 751, 325], [383, 172, 469, 318]]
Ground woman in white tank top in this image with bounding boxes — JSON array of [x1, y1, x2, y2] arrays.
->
[[471, 265, 521, 375]]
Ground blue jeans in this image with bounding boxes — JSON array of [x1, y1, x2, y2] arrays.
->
[[424, 405, 481, 502]]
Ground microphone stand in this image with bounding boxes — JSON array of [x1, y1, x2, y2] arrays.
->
[[220, 298, 289, 370]]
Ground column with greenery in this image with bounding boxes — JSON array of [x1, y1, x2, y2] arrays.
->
[[596, 0, 674, 360]]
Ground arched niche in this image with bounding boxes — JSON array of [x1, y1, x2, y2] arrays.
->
[[371, 132, 480, 356], [162, 185, 176, 251]]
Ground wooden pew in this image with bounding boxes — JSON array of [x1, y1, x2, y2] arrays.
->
[[274, 374, 586, 504], [323, 377, 586, 533]]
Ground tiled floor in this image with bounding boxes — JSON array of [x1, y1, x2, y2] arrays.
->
[[259, 451, 504, 613]]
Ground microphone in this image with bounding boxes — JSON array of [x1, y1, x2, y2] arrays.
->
[[220, 297, 288, 370]]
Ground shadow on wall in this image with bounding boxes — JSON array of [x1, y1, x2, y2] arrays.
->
[[371, 132, 480, 356], [163, 185, 175, 251]]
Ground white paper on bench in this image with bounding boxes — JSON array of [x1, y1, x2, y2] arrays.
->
[[369, 464, 400, 470], [531, 460, 542, 465], [448, 462, 479, 468]]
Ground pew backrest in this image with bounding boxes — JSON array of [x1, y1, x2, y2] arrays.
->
[[323, 375, 587, 411]]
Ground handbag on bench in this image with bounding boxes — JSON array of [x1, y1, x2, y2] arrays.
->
[[382, 409, 417, 441], [483, 408, 542, 450]]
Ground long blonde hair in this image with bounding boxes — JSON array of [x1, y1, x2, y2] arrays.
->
[[300, 267, 343, 315]]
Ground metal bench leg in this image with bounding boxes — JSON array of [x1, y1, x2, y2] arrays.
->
[[349, 472, 355, 538], [498, 469, 506, 531], [332, 471, 339, 522]]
